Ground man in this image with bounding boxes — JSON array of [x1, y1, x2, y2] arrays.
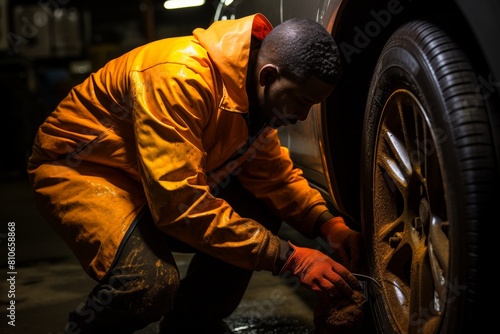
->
[[28, 13, 364, 333]]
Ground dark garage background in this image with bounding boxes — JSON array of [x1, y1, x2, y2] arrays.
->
[[0, 0, 217, 177]]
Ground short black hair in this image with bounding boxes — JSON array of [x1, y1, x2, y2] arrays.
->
[[260, 18, 342, 86]]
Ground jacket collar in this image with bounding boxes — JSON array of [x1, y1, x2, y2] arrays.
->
[[193, 14, 272, 114]]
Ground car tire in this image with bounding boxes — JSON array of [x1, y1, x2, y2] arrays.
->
[[361, 20, 496, 333]]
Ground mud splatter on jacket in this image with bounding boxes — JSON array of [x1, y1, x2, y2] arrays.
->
[[28, 14, 329, 280]]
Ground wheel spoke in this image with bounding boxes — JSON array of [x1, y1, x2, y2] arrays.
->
[[428, 215, 449, 305], [408, 242, 441, 334], [383, 125, 412, 179], [378, 151, 407, 189]]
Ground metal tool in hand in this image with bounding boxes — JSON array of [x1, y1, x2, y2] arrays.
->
[[352, 273, 382, 290]]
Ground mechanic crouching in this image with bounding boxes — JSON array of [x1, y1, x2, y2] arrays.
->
[[27, 13, 364, 334]]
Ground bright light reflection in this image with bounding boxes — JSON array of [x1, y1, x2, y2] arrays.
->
[[164, 0, 206, 10]]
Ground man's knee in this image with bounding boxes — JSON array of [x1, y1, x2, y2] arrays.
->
[[121, 263, 180, 320], [135, 264, 180, 319], [65, 263, 179, 333], [101, 261, 180, 321]]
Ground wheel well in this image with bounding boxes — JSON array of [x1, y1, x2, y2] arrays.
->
[[323, 0, 494, 224]]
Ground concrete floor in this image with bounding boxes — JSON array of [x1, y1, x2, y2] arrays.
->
[[0, 173, 320, 334]]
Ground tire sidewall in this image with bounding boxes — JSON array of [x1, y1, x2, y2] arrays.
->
[[361, 35, 467, 334]]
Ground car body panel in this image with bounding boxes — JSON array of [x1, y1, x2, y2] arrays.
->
[[456, 0, 500, 82], [215, 0, 346, 211]]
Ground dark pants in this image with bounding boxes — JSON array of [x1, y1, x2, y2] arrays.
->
[[65, 176, 282, 333]]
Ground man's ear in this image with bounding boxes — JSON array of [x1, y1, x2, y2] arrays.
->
[[258, 64, 279, 86]]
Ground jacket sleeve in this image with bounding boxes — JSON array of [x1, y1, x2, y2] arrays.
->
[[237, 128, 330, 238], [130, 63, 280, 272]]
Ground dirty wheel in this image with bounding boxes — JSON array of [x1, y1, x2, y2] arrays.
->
[[361, 21, 497, 333]]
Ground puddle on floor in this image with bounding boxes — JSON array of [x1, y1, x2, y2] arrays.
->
[[226, 316, 312, 334], [135, 316, 313, 333]]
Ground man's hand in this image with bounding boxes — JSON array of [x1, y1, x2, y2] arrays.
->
[[320, 216, 364, 272], [279, 241, 361, 297]]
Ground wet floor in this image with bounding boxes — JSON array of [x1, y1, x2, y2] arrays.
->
[[227, 318, 312, 334], [0, 174, 320, 333]]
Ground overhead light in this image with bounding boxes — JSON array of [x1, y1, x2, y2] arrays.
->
[[164, 0, 205, 10]]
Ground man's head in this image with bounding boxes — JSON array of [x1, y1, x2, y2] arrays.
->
[[254, 18, 342, 128]]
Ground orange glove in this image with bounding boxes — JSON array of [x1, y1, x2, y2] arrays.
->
[[279, 241, 360, 297], [320, 216, 364, 272]]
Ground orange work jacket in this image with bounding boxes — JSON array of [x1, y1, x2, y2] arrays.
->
[[28, 14, 329, 280]]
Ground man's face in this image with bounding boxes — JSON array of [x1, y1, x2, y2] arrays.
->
[[258, 75, 334, 128]]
